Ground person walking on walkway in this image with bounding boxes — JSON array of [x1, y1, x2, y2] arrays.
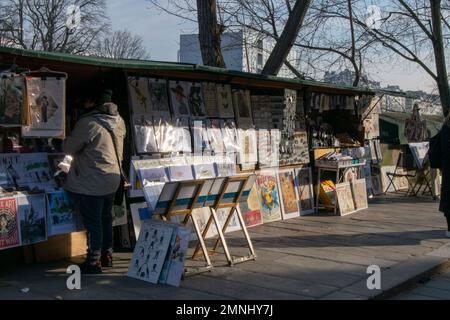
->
[[63, 89, 126, 274]]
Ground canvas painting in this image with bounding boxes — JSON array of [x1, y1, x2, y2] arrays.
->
[[0, 196, 20, 250], [169, 81, 190, 118], [238, 183, 263, 227], [187, 82, 207, 118], [17, 194, 47, 245], [336, 182, 356, 216], [0, 73, 24, 126], [46, 191, 76, 236], [216, 84, 234, 118], [148, 78, 170, 117], [23, 77, 65, 137], [352, 179, 368, 211], [133, 115, 158, 154], [202, 82, 218, 117], [295, 167, 315, 215], [128, 77, 151, 115], [232, 89, 253, 126], [256, 171, 282, 223], [277, 170, 300, 220], [127, 220, 174, 284], [159, 224, 190, 287], [130, 202, 153, 240]]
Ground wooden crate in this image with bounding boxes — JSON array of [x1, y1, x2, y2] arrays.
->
[[33, 231, 87, 263]]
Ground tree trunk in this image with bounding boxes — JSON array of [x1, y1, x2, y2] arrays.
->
[[196, 0, 226, 68], [430, 0, 450, 116], [262, 0, 311, 76]]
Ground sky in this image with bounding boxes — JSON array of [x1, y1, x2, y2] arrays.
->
[[107, 0, 438, 93]]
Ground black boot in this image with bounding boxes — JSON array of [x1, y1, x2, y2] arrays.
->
[[101, 254, 113, 268], [78, 260, 102, 274]]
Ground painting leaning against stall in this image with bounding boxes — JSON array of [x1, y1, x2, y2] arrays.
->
[[0, 197, 20, 250]]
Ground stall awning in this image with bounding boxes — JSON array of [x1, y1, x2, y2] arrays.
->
[[380, 111, 444, 145], [0, 46, 375, 95]]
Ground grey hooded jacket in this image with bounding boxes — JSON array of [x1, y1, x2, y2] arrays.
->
[[63, 103, 126, 196]]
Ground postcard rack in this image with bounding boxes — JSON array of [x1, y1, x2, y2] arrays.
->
[[192, 174, 257, 267]]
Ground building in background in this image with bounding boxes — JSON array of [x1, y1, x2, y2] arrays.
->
[[179, 30, 301, 78], [323, 69, 381, 89]]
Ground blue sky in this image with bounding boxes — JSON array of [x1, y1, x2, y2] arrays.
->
[[107, 0, 436, 92]]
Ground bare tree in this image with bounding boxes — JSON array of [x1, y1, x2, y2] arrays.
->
[[96, 29, 150, 60], [197, 0, 226, 67], [0, 0, 109, 54]]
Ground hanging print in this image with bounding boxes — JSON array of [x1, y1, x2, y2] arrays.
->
[[169, 81, 190, 119], [0, 73, 24, 126], [128, 77, 151, 115], [202, 82, 219, 117], [232, 89, 253, 126], [0, 197, 20, 250], [148, 78, 170, 117], [187, 82, 207, 118], [216, 84, 234, 118], [46, 191, 76, 236]]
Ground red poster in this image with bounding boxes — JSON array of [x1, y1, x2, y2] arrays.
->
[[0, 197, 20, 250]]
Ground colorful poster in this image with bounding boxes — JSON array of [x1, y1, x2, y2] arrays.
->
[[46, 191, 76, 236], [202, 82, 218, 117], [256, 171, 282, 223], [232, 89, 253, 126], [128, 77, 151, 115], [0, 197, 20, 250], [23, 77, 65, 137], [0, 73, 24, 126], [169, 81, 190, 118], [216, 84, 234, 118], [148, 78, 170, 117], [127, 220, 174, 284], [277, 170, 300, 220], [17, 194, 47, 245], [239, 184, 262, 227], [187, 82, 207, 118], [295, 167, 315, 215]]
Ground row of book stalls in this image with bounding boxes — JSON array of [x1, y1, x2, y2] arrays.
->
[[0, 45, 429, 286]]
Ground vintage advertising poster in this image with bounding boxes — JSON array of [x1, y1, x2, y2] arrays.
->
[[186, 82, 207, 118], [17, 194, 47, 245], [277, 170, 300, 220], [352, 179, 368, 211], [336, 182, 356, 216], [23, 77, 65, 137], [0, 73, 24, 126], [128, 77, 151, 115], [232, 89, 253, 126], [216, 84, 234, 118], [256, 171, 282, 223], [202, 82, 218, 117], [127, 220, 174, 284], [169, 81, 190, 119], [148, 78, 170, 117], [0, 197, 20, 250], [46, 191, 76, 236], [295, 167, 315, 215], [238, 184, 262, 227]]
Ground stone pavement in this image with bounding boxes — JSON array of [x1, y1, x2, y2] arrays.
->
[[1, 194, 450, 300]]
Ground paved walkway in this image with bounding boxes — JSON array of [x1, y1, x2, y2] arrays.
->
[[1, 194, 450, 300]]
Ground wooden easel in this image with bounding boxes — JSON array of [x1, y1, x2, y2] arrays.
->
[[192, 175, 257, 266]]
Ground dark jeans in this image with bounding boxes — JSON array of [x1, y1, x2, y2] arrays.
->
[[447, 216, 450, 231], [69, 192, 115, 263]]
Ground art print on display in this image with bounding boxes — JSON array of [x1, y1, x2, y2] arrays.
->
[[192, 119, 211, 155], [336, 182, 356, 216], [127, 220, 174, 284], [23, 77, 65, 137], [187, 82, 207, 118], [112, 195, 128, 227], [291, 123, 310, 164], [174, 117, 192, 154], [363, 113, 380, 140], [169, 81, 190, 118], [148, 78, 170, 116], [257, 129, 271, 168], [232, 89, 252, 126], [238, 184, 263, 227], [256, 171, 282, 223], [409, 142, 429, 169], [169, 165, 194, 182], [154, 117, 176, 153], [294, 167, 315, 215], [277, 170, 300, 220], [130, 203, 152, 240], [0, 197, 20, 250], [352, 179, 368, 211], [202, 82, 218, 117], [133, 115, 158, 154], [17, 194, 47, 245], [128, 77, 151, 115], [193, 162, 216, 179], [0, 73, 24, 126], [216, 85, 234, 118], [371, 174, 383, 195], [279, 89, 297, 166], [221, 119, 238, 154], [207, 119, 225, 155], [46, 191, 76, 236]]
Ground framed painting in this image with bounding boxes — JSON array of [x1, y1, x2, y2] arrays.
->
[[335, 182, 356, 216], [352, 179, 368, 211], [277, 169, 300, 220], [294, 167, 315, 215], [46, 191, 76, 236], [256, 170, 282, 223]]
